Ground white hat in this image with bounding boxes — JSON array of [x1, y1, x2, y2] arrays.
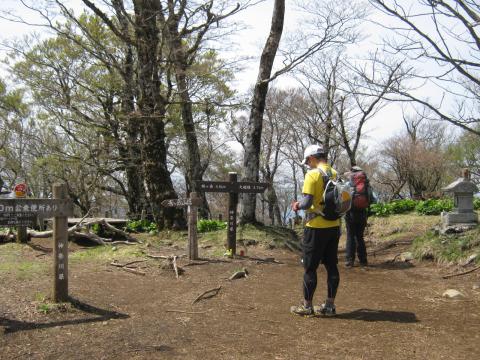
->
[[302, 144, 325, 165]]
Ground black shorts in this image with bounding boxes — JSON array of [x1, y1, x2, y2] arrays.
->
[[303, 226, 340, 270]]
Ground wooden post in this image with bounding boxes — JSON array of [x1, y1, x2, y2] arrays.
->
[[218, 213, 223, 221], [195, 175, 267, 257], [188, 192, 199, 260], [15, 187, 28, 243], [16, 224, 28, 243], [53, 183, 69, 302], [227, 172, 238, 255]]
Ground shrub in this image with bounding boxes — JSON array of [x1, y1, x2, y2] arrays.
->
[[474, 197, 480, 210], [197, 219, 227, 233], [125, 219, 157, 233], [415, 199, 453, 215], [369, 203, 391, 217], [370, 199, 416, 217]]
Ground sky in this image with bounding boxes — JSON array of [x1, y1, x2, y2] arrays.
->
[[0, 0, 432, 149]]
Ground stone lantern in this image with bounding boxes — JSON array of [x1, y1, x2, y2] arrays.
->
[[441, 169, 478, 229]]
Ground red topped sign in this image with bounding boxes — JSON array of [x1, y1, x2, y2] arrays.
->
[[14, 183, 27, 198]]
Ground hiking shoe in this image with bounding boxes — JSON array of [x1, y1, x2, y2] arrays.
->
[[345, 261, 354, 268], [359, 261, 368, 267], [290, 304, 314, 316], [318, 302, 336, 316]]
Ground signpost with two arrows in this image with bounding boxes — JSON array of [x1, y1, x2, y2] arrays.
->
[[196, 172, 268, 256], [161, 172, 268, 259]]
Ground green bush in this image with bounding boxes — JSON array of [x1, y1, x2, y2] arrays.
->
[[415, 199, 453, 215], [370, 198, 459, 217], [474, 198, 480, 210], [197, 219, 227, 233], [125, 219, 157, 233], [370, 199, 416, 217], [369, 203, 391, 217]]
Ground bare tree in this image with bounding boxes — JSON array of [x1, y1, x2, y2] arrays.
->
[[378, 113, 451, 198], [240, 0, 285, 224], [369, 0, 480, 135], [240, 0, 366, 223]]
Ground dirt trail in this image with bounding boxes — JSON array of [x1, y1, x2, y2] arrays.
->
[[1, 240, 479, 360]]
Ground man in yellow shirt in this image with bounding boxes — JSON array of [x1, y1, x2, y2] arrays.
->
[[290, 145, 341, 316]]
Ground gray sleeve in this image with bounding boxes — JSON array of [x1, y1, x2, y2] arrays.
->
[[297, 194, 314, 210]]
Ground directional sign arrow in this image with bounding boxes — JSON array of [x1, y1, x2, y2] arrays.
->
[[196, 181, 268, 193], [236, 182, 269, 193], [196, 181, 234, 193], [161, 198, 202, 207]]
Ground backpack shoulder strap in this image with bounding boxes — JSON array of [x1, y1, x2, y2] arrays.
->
[[316, 166, 333, 179]]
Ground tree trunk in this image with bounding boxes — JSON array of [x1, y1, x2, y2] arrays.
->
[[121, 43, 148, 219], [240, 0, 285, 224], [133, 0, 181, 230], [167, 27, 210, 219]]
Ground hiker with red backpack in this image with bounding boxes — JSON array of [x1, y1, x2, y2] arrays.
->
[[290, 145, 352, 316], [345, 166, 371, 268]]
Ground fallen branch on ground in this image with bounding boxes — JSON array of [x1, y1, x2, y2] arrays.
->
[[284, 239, 301, 253], [385, 253, 402, 263], [110, 260, 146, 276], [442, 265, 480, 279], [192, 286, 222, 305], [242, 256, 282, 264], [368, 239, 413, 256], [172, 255, 179, 279], [121, 267, 146, 276], [229, 268, 249, 280], [165, 309, 207, 314], [27, 211, 139, 245], [183, 258, 231, 266], [110, 241, 138, 245], [183, 261, 210, 266], [148, 254, 185, 278], [146, 253, 186, 259], [0, 229, 15, 243]]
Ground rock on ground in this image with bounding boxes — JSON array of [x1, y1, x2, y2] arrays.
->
[[442, 289, 465, 299]]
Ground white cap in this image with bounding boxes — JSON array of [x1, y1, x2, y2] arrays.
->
[[302, 144, 325, 165]]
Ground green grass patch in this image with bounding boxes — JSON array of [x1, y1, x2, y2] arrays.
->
[[412, 227, 480, 264], [70, 244, 144, 263], [0, 243, 48, 280], [197, 219, 227, 233], [368, 213, 439, 239]]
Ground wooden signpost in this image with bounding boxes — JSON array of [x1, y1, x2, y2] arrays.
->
[[161, 192, 202, 260], [14, 183, 28, 243], [0, 183, 73, 302], [196, 172, 268, 255]]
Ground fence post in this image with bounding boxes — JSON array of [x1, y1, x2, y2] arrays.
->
[[227, 172, 238, 255], [53, 183, 69, 302], [188, 192, 199, 260]]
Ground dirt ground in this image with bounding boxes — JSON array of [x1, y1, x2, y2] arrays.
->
[[1, 234, 480, 360]]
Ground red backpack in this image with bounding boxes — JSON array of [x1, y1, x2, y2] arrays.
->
[[350, 171, 369, 209]]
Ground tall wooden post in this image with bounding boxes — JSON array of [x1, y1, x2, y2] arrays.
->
[[53, 183, 69, 302], [188, 192, 199, 260], [16, 224, 28, 243], [15, 185, 28, 244], [227, 172, 238, 255]]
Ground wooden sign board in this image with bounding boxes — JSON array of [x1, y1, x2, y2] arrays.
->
[[0, 199, 74, 219], [161, 193, 201, 260], [236, 182, 268, 193], [0, 212, 37, 226], [161, 197, 202, 207], [196, 174, 268, 255], [197, 181, 234, 193], [196, 180, 268, 194]]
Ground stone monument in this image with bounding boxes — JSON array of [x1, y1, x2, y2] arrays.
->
[[441, 169, 478, 232]]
